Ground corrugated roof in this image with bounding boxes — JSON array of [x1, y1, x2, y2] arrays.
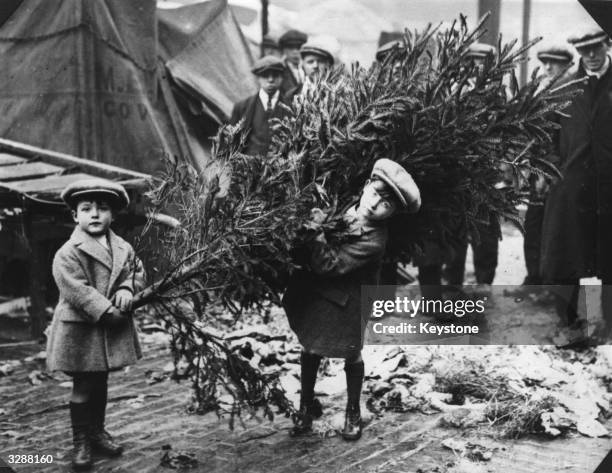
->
[[0, 138, 150, 207]]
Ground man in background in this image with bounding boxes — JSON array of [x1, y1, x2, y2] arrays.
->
[[278, 29, 308, 96], [230, 56, 290, 156], [285, 38, 334, 100], [261, 35, 280, 58], [517, 43, 573, 294], [540, 28, 612, 335]]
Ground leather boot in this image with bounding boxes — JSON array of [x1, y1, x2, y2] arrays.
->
[[290, 352, 323, 437], [70, 402, 92, 471], [342, 360, 364, 441], [290, 404, 314, 436], [90, 381, 123, 457], [289, 399, 323, 436], [90, 429, 123, 457], [341, 404, 362, 441]]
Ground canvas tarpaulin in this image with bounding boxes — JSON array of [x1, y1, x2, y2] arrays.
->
[[158, 0, 257, 124], [0, 0, 204, 174]]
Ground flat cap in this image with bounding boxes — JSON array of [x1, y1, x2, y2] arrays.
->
[[466, 42, 497, 59], [279, 29, 308, 48], [251, 55, 285, 75], [375, 40, 405, 61], [61, 178, 130, 209], [300, 37, 335, 65], [262, 35, 278, 49], [567, 26, 609, 48], [371, 159, 421, 213], [537, 42, 573, 63]]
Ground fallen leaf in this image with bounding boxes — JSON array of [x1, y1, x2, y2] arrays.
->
[[28, 370, 49, 385], [577, 418, 609, 438], [160, 445, 198, 469], [442, 437, 467, 453], [2, 430, 24, 440]]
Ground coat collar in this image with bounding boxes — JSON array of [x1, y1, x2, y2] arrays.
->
[[70, 226, 129, 286]]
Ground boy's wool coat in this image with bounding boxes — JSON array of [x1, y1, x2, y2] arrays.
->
[[283, 214, 387, 358], [46, 226, 145, 372]]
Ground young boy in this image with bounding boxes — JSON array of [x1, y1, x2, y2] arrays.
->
[[46, 178, 145, 470], [283, 159, 420, 440], [229, 55, 291, 157]]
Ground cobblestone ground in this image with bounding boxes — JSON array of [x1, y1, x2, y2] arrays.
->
[[2, 222, 612, 472], [1, 341, 611, 473]]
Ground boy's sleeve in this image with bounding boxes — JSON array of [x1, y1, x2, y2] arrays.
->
[[52, 249, 113, 323], [115, 247, 146, 295], [309, 229, 386, 277]]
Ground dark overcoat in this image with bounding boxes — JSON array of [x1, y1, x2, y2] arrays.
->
[[46, 227, 146, 372], [279, 60, 300, 96], [282, 209, 387, 358], [540, 60, 612, 281], [229, 92, 291, 156]]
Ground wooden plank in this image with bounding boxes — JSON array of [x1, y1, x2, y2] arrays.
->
[[0, 173, 93, 193], [0, 162, 62, 182], [0, 138, 151, 181], [0, 153, 27, 166]]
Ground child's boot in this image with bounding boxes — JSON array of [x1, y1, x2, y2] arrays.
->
[[290, 352, 322, 436], [70, 402, 92, 471], [90, 389, 123, 457], [342, 360, 364, 441]]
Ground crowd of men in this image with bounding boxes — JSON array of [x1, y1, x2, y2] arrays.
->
[[228, 25, 612, 338]]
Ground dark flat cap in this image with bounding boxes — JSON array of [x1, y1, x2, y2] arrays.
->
[[251, 55, 285, 75], [375, 40, 405, 61], [567, 27, 609, 48], [61, 178, 130, 209], [300, 42, 334, 64], [537, 42, 573, 63], [465, 42, 497, 59], [279, 29, 308, 48], [262, 35, 278, 49]]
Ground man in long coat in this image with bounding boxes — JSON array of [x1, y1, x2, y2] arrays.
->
[[540, 28, 612, 331], [229, 56, 291, 156], [509, 42, 574, 296]]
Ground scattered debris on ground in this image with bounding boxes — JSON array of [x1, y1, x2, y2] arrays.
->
[[364, 345, 612, 439], [160, 444, 198, 469]]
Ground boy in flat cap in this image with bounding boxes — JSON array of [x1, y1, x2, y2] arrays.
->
[[46, 178, 145, 470], [540, 27, 612, 335], [230, 55, 291, 156], [285, 38, 335, 100], [284, 159, 420, 441], [278, 29, 308, 95]]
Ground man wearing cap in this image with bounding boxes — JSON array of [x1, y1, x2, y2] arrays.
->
[[512, 43, 573, 296], [414, 42, 502, 297], [540, 27, 612, 334], [375, 39, 404, 63], [438, 42, 502, 292], [230, 55, 290, 156], [261, 35, 280, 58], [278, 29, 308, 95], [284, 40, 334, 100], [537, 43, 573, 82]]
